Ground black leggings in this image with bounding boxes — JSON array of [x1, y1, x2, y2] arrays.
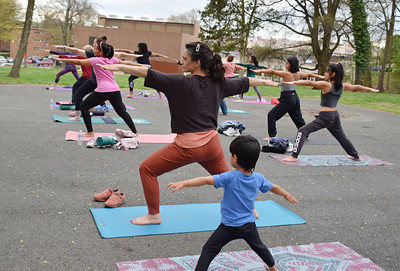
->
[[71, 77, 87, 104], [128, 75, 138, 92], [74, 77, 105, 110], [80, 91, 137, 133], [195, 223, 275, 270], [267, 90, 305, 137], [291, 110, 359, 159]]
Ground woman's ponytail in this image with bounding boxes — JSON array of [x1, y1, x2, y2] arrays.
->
[[185, 42, 225, 82]]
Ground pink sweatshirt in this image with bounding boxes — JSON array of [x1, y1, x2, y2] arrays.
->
[[223, 62, 246, 77], [89, 57, 120, 92]]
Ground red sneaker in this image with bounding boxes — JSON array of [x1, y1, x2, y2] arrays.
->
[[93, 188, 116, 202], [104, 191, 125, 208]]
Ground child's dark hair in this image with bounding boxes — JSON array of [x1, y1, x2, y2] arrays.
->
[[251, 56, 259, 67], [229, 135, 260, 171], [227, 55, 234, 62], [185, 42, 225, 82], [96, 40, 114, 59], [138, 42, 148, 53], [287, 56, 299, 73], [327, 63, 344, 90]]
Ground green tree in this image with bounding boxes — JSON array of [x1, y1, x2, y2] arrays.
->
[[200, 0, 265, 63], [8, 0, 35, 78], [261, 0, 348, 75], [0, 0, 21, 41], [37, 0, 97, 45], [349, 0, 371, 86]]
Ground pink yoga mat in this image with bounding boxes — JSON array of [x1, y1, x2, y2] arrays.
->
[[65, 131, 176, 144], [232, 99, 271, 104], [116, 242, 384, 271]]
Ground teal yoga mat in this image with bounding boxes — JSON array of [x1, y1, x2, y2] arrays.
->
[[90, 200, 305, 238], [52, 114, 151, 125]]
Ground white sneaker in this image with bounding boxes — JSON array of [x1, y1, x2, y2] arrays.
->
[[86, 137, 96, 148]]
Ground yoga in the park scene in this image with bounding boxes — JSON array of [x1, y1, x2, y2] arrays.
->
[[253, 56, 325, 140], [5, 2, 397, 269], [167, 135, 298, 271], [99, 41, 279, 225]]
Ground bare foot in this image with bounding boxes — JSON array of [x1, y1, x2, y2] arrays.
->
[[68, 117, 81, 121], [263, 136, 272, 141], [83, 132, 95, 137], [254, 207, 259, 219], [282, 156, 298, 162], [306, 137, 310, 141], [131, 213, 161, 225], [349, 156, 361, 161], [125, 95, 133, 98], [264, 264, 278, 271]]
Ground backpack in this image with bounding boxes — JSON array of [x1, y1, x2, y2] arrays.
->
[[261, 137, 289, 154]]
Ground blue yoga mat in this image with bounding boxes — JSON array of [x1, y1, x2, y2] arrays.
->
[[218, 109, 250, 114], [90, 200, 305, 238], [52, 114, 151, 124]]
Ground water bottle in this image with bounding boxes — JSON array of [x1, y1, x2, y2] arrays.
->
[[77, 130, 83, 145], [50, 99, 54, 110]]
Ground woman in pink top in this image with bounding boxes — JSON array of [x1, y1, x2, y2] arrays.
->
[[53, 40, 146, 138], [220, 56, 246, 114]]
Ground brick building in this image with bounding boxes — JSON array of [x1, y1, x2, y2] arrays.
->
[[72, 15, 200, 73], [9, 27, 52, 58]]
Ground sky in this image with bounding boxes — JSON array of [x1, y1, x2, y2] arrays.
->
[[21, 0, 209, 21]]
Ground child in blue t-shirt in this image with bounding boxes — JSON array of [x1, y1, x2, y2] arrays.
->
[[167, 135, 298, 271]]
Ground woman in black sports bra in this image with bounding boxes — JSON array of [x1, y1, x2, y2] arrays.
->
[[281, 63, 379, 162]]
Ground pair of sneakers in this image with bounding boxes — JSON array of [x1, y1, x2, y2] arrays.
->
[[93, 188, 125, 207]]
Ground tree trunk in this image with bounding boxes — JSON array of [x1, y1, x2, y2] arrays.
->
[[8, 0, 35, 78], [377, 0, 396, 92]]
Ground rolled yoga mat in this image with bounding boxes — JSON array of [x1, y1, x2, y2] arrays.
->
[[96, 136, 118, 146], [59, 104, 75, 110]]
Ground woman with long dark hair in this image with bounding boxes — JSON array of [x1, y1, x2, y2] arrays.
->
[[116, 42, 169, 98], [99, 42, 279, 225], [254, 56, 324, 140], [282, 63, 378, 162]]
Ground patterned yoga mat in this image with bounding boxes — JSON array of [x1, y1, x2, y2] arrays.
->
[[116, 242, 384, 271], [270, 154, 393, 167]]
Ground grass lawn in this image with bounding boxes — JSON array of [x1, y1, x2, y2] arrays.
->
[[1, 66, 399, 114]]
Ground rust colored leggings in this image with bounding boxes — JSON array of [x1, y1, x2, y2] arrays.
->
[[139, 135, 230, 214]]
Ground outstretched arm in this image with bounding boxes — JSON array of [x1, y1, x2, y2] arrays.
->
[[249, 77, 279, 87], [298, 72, 325, 80], [166, 176, 215, 192], [114, 52, 142, 60], [150, 52, 169, 58], [286, 80, 331, 92], [53, 45, 87, 58], [114, 48, 136, 54], [253, 68, 286, 78], [51, 56, 91, 66], [97, 64, 149, 77], [269, 184, 298, 203], [343, 83, 379, 92]]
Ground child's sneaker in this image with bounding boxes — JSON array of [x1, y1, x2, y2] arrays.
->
[[104, 191, 125, 207], [86, 137, 96, 148], [93, 188, 116, 201]]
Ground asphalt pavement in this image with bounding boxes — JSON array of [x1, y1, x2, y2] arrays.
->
[[0, 84, 399, 270]]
